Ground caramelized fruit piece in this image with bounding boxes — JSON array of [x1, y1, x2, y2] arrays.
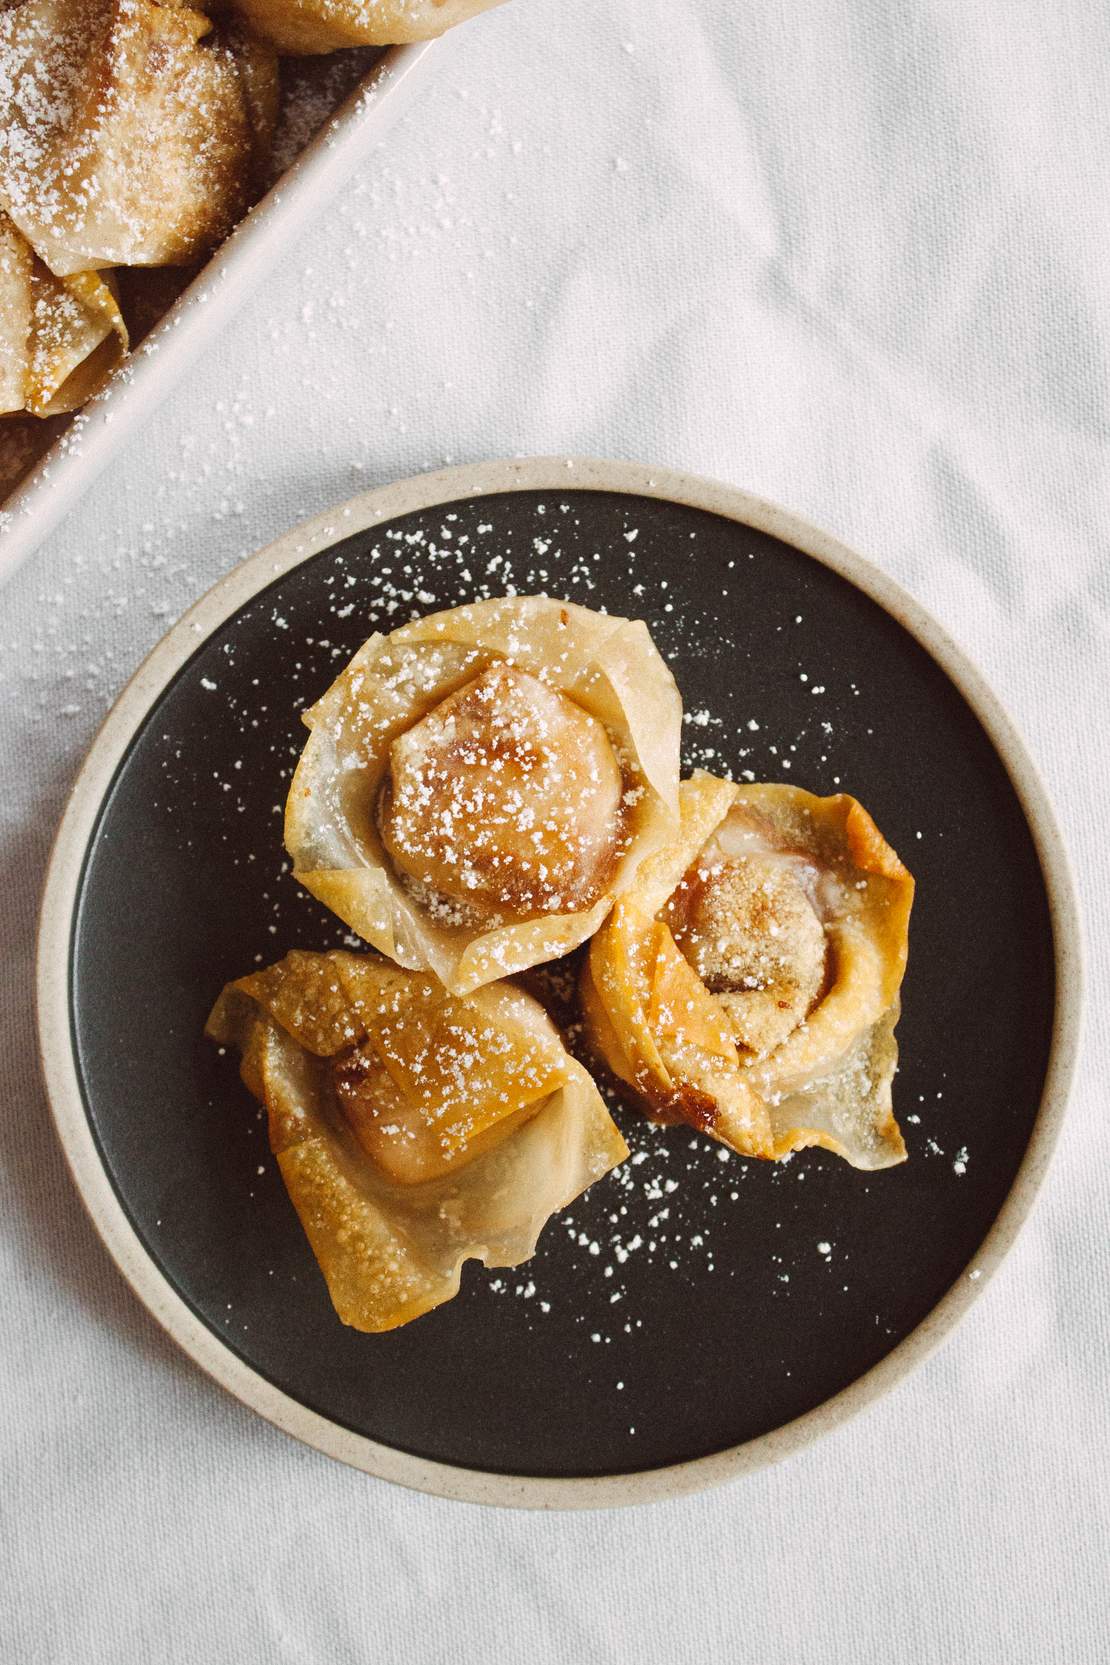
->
[[331, 992, 568, 1184], [380, 662, 626, 924], [668, 854, 826, 1056]]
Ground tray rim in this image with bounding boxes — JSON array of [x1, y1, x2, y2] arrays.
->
[[35, 456, 1084, 1510], [0, 39, 439, 588]]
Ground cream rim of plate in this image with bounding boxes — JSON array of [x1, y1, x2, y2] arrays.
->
[[36, 457, 1084, 1511]]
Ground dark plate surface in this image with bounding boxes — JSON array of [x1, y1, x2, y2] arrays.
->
[[70, 488, 1055, 1479]]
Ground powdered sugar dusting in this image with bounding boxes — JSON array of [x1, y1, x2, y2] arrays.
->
[[52, 484, 985, 1441]]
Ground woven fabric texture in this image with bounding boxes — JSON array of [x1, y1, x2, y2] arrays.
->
[[1, 2, 1107, 1660]]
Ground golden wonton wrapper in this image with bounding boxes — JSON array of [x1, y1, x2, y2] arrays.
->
[[286, 597, 682, 995], [1, 213, 127, 415], [581, 772, 914, 1170], [206, 950, 628, 1331], [229, 0, 504, 56], [0, 0, 276, 276]]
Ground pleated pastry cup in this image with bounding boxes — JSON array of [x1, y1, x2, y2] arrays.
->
[[206, 949, 629, 1332], [285, 596, 683, 994], [581, 771, 915, 1170]]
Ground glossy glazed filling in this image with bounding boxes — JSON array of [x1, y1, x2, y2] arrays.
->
[[330, 992, 566, 1185], [665, 820, 829, 1058], [379, 661, 628, 926]]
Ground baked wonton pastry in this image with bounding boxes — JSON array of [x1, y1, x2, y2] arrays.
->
[[286, 596, 682, 995], [206, 950, 628, 1330], [581, 772, 914, 1170], [1, 214, 127, 415], [229, 0, 504, 56], [0, 0, 275, 276]]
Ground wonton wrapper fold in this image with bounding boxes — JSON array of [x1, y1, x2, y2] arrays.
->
[[286, 596, 682, 994], [0, 0, 274, 276], [582, 772, 914, 1170], [207, 950, 628, 1331], [1, 214, 127, 415], [229, 0, 504, 56]]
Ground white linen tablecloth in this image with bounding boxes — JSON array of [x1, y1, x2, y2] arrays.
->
[[2, 2, 1107, 1659]]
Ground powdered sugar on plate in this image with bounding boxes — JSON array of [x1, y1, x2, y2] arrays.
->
[[135, 490, 970, 1396]]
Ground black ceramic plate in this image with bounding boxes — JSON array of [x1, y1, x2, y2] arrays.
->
[[39, 461, 1079, 1507]]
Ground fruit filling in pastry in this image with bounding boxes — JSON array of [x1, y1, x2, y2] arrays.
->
[[379, 661, 628, 924], [582, 772, 914, 1169], [206, 949, 628, 1330], [285, 596, 682, 993]]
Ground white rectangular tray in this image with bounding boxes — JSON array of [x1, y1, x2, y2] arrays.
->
[[0, 40, 438, 588]]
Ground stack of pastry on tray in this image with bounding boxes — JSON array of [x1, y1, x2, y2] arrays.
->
[[0, 0, 505, 496]]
